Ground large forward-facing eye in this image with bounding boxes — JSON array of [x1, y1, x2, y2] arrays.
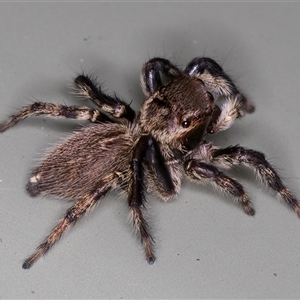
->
[[182, 120, 191, 128]]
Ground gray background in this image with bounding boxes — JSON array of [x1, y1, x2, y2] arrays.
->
[[1, 2, 300, 299]]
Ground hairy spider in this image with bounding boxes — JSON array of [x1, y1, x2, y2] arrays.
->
[[1, 57, 299, 269]]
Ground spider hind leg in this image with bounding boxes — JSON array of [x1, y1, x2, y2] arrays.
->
[[22, 182, 112, 269]]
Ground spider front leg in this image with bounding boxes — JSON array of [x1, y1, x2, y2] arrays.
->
[[0, 102, 110, 132], [210, 145, 300, 217], [140, 57, 181, 97], [129, 135, 181, 263], [144, 137, 178, 200], [184, 57, 255, 134], [129, 135, 158, 264], [74, 74, 135, 122], [184, 160, 255, 216], [22, 181, 112, 269]]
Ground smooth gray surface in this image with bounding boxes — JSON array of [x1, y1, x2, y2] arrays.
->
[[1, 2, 300, 299]]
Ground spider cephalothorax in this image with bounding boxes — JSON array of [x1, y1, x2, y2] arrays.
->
[[1, 56, 299, 269], [139, 74, 214, 150]]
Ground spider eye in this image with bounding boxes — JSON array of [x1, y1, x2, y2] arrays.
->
[[182, 120, 191, 128]]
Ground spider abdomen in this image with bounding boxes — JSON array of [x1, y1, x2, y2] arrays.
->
[[27, 123, 134, 199]]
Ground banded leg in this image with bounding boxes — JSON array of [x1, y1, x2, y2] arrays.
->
[[129, 135, 155, 264], [141, 57, 181, 97], [22, 183, 111, 269], [0, 102, 110, 132], [185, 160, 255, 216], [74, 74, 135, 122], [184, 57, 255, 134], [210, 145, 300, 217]]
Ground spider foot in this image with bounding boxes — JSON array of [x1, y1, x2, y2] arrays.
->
[[22, 260, 33, 270], [279, 188, 300, 218], [147, 256, 156, 265], [143, 235, 156, 265], [244, 205, 255, 216], [240, 194, 255, 216], [296, 208, 300, 218]]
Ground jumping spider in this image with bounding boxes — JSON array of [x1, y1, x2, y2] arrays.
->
[[1, 57, 299, 269]]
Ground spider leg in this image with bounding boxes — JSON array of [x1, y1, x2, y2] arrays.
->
[[129, 135, 156, 264], [22, 181, 112, 269], [140, 57, 181, 97], [184, 160, 255, 216], [184, 57, 255, 134], [209, 145, 300, 217], [0, 102, 110, 132], [74, 74, 135, 122], [145, 137, 177, 201]]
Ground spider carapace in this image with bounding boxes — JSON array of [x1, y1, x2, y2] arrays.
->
[[1, 57, 299, 269]]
